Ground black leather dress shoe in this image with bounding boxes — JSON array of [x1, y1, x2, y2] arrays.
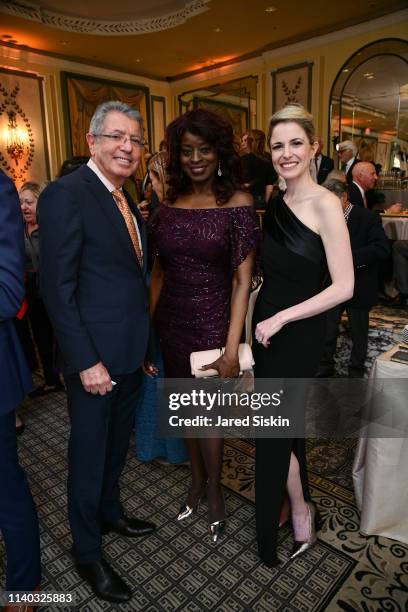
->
[[101, 515, 156, 537], [76, 558, 131, 603]]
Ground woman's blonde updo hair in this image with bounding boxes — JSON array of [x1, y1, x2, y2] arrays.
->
[[267, 104, 316, 147]]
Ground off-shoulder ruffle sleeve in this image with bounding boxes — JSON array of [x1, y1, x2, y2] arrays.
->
[[229, 206, 261, 271]]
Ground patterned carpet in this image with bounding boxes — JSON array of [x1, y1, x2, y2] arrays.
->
[[1, 306, 407, 611]]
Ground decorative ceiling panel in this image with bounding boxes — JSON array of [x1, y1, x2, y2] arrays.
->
[[0, 0, 210, 35], [0, 0, 406, 79]]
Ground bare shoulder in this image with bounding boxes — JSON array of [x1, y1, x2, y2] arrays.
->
[[311, 185, 341, 215], [225, 190, 253, 208]]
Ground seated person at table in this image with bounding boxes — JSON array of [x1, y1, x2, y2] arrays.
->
[[317, 179, 390, 377], [348, 162, 377, 208], [389, 240, 408, 309]]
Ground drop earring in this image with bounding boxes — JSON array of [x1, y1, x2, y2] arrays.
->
[[217, 160, 222, 177]]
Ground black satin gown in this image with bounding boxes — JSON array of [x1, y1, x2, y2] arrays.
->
[[252, 194, 328, 566]]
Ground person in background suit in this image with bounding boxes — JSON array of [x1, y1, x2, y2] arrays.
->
[[38, 101, 155, 604], [240, 129, 277, 209], [314, 138, 334, 184], [317, 178, 390, 377], [337, 140, 359, 184], [0, 170, 41, 608], [348, 161, 378, 208]]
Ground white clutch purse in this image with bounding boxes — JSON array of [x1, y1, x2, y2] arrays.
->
[[190, 343, 255, 378]]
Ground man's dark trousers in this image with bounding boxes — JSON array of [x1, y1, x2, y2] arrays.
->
[[321, 306, 369, 375], [65, 369, 142, 563]]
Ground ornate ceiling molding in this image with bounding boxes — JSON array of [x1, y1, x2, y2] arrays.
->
[[0, 0, 210, 35]]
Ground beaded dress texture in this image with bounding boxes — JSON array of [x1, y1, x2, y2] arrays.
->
[[151, 205, 260, 377]]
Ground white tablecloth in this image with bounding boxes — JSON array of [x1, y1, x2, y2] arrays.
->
[[352, 345, 408, 544], [381, 216, 408, 240]]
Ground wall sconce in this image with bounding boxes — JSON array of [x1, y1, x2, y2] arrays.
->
[[6, 110, 28, 166]]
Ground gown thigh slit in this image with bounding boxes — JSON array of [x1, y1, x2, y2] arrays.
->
[[253, 195, 328, 565]]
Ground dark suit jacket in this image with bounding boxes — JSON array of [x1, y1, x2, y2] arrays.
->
[[346, 157, 359, 184], [317, 154, 334, 185], [346, 205, 390, 309], [0, 171, 33, 414], [348, 181, 365, 208], [38, 164, 150, 376]]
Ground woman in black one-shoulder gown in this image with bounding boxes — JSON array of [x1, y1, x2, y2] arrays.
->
[[253, 105, 354, 567]]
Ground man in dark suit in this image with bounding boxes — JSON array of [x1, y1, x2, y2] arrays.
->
[[39, 101, 155, 603], [0, 170, 41, 602], [317, 178, 390, 377], [337, 140, 359, 184], [348, 161, 378, 208], [314, 138, 334, 184]]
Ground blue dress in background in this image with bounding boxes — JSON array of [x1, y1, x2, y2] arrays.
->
[[134, 336, 188, 463]]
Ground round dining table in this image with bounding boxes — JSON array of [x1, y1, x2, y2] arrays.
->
[[380, 214, 408, 240]]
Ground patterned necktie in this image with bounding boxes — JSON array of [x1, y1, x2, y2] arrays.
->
[[112, 190, 143, 266]]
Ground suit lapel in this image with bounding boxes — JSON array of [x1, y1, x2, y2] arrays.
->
[[80, 166, 142, 272]]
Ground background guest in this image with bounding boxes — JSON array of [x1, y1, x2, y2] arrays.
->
[[389, 240, 408, 309], [317, 178, 390, 377], [0, 169, 41, 604], [349, 162, 378, 208], [251, 128, 271, 161], [138, 151, 168, 222], [58, 156, 89, 177], [366, 189, 403, 214], [15, 182, 63, 400], [337, 140, 359, 183], [314, 138, 334, 184], [240, 129, 277, 209], [135, 150, 188, 465]]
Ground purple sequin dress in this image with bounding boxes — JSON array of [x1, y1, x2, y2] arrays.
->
[[152, 205, 260, 377]]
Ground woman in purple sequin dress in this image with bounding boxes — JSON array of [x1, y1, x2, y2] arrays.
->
[[149, 109, 260, 542]]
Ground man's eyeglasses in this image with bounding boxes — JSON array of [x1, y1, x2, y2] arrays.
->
[[95, 133, 146, 148]]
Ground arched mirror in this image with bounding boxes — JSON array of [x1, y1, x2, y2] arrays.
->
[[329, 39, 408, 173], [178, 75, 258, 139]]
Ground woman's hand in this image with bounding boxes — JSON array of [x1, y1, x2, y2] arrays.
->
[[255, 313, 284, 347], [142, 360, 159, 377], [138, 200, 150, 222], [201, 353, 240, 379]]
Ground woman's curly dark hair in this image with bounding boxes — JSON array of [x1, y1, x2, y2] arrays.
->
[[165, 108, 243, 205]]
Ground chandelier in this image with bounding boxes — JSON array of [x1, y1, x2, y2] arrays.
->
[[6, 111, 27, 166]]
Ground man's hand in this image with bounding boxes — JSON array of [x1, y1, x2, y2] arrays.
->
[[386, 203, 403, 213], [79, 361, 112, 395]]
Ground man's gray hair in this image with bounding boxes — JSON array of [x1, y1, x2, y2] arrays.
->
[[89, 101, 143, 136], [323, 177, 348, 199], [338, 139, 357, 156]]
